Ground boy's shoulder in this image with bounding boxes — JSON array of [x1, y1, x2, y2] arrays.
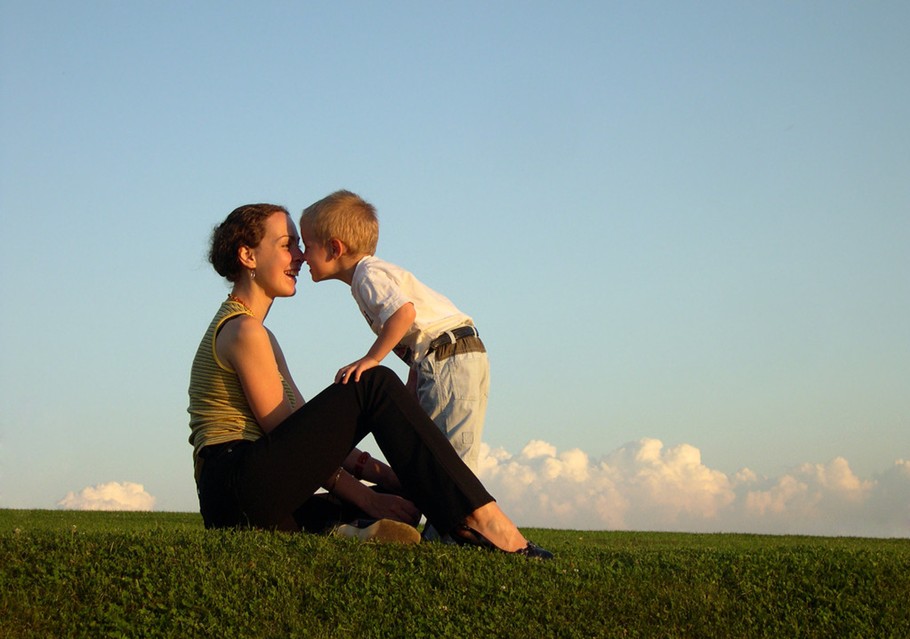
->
[[354, 255, 419, 294], [360, 254, 392, 267], [357, 255, 408, 277]]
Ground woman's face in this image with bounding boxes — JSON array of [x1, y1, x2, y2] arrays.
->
[[299, 221, 334, 282], [249, 212, 304, 298]]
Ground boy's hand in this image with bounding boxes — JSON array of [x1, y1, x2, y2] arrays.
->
[[339, 303, 415, 385], [336, 356, 380, 384]]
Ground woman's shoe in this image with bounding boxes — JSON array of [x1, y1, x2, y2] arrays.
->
[[453, 525, 553, 560]]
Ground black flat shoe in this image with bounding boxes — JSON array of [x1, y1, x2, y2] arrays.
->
[[453, 525, 554, 560]]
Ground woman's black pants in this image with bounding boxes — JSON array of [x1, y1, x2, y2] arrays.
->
[[196, 366, 493, 533]]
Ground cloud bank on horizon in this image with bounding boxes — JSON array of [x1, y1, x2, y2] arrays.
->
[[57, 482, 156, 512], [57, 441, 909, 538], [478, 439, 910, 538]]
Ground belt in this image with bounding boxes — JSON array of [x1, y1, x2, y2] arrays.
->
[[428, 326, 479, 352], [199, 440, 251, 460], [196, 440, 249, 483]]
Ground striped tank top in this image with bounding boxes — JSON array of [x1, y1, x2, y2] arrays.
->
[[187, 299, 297, 478]]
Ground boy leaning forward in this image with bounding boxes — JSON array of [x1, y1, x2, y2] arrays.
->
[[299, 190, 489, 472]]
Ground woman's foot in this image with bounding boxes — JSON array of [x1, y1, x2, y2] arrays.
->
[[453, 524, 553, 559], [457, 502, 553, 559]]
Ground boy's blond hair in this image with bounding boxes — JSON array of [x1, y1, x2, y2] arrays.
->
[[300, 190, 379, 256]]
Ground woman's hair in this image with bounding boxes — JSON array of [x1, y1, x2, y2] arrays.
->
[[300, 190, 378, 257], [209, 203, 289, 282]]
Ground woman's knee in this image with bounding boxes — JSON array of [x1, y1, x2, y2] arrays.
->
[[360, 365, 401, 387]]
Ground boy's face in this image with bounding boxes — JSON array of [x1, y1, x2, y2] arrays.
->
[[299, 223, 336, 282]]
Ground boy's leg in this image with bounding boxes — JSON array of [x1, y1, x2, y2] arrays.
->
[[350, 367, 492, 531], [416, 349, 490, 472]]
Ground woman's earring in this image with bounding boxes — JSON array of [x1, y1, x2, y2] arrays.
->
[[249, 269, 256, 280]]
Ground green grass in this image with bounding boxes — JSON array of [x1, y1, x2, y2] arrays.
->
[[2, 510, 908, 638]]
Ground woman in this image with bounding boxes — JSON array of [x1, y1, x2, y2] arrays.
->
[[188, 203, 551, 558]]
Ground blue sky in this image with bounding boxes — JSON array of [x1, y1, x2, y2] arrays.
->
[[1, 2, 908, 536]]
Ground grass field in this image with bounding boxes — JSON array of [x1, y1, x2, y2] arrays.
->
[[2, 509, 908, 638]]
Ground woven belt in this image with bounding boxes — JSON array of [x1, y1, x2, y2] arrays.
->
[[428, 326, 479, 352]]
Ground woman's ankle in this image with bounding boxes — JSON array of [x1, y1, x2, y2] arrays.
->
[[463, 503, 527, 552]]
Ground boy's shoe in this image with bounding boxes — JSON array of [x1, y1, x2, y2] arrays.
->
[[333, 519, 421, 545], [421, 523, 457, 545], [421, 523, 441, 542]]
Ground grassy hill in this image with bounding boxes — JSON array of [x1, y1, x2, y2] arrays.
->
[[2, 510, 908, 638]]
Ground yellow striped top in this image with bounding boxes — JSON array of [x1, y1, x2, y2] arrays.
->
[[187, 300, 297, 479]]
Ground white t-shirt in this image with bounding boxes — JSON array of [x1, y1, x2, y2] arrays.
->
[[351, 255, 472, 364]]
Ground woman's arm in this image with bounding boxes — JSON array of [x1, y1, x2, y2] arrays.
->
[[218, 315, 419, 522], [322, 449, 416, 523], [327, 467, 420, 526], [341, 449, 403, 492], [269, 327, 305, 406], [216, 315, 297, 433]]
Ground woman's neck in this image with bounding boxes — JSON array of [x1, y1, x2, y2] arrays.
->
[[228, 286, 272, 320]]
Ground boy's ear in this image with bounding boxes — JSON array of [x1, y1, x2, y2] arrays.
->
[[328, 238, 346, 259]]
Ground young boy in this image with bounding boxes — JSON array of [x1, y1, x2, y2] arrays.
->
[[299, 190, 489, 473]]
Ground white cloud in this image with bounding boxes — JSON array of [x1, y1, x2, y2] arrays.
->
[[57, 481, 156, 511], [477, 439, 910, 538]]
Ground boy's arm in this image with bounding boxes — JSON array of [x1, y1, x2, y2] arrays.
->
[[336, 302, 415, 384]]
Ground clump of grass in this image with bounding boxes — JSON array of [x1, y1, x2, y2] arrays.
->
[[2, 510, 909, 638]]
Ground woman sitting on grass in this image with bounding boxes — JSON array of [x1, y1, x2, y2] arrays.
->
[[187, 203, 552, 559]]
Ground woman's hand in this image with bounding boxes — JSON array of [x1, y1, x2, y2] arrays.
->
[[328, 465, 420, 526], [361, 492, 421, 527]]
